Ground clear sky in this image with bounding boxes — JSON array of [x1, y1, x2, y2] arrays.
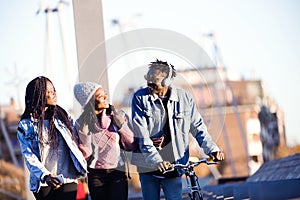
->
[[1, 0, 300, 146]]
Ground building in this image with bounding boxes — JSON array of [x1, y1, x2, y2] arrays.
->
[[176, 67, 286, 178], [0, 98, 22, 167]]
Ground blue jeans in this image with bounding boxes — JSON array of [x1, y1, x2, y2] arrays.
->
[[139, 173, 182, 200]]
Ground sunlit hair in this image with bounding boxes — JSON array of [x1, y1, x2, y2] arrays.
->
[[146, 59, 177, 79], [21, 76, 74, 146]]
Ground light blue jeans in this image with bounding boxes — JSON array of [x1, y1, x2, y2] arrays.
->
[[139, 173, 182, 200]]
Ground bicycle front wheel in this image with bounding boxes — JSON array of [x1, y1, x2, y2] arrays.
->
[[191, 191, 203, 200]]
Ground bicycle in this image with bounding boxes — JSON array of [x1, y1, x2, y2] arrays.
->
[[163, 157, 218, 200]]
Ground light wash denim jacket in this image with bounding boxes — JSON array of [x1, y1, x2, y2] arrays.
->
[[17, 116, 87, 192], [131, 86, 220, 169]]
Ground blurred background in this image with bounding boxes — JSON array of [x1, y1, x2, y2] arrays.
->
[[1, 0, 300, 199]]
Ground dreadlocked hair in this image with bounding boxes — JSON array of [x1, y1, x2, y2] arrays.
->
[[148, 59, 177, 78], [21, 76, 75, 147]]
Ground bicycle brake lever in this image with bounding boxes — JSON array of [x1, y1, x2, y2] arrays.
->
[[206, 160, 218, 165], [206, 157, 219, 164]]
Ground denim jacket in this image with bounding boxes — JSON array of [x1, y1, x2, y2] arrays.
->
[[17, 116, 87, 192], [131, 86, 220, 169]]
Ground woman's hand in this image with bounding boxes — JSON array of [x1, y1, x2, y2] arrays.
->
[[44, 174, 62, 189], [112, 111, 125, 129]]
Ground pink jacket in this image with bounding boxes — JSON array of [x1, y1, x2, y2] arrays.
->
[[76, 109, 136, 169]]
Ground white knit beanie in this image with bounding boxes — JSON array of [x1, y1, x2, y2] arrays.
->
[[74, 82, 102, 108]]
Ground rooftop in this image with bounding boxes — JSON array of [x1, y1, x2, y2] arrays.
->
[[247, 153, 300, 182]]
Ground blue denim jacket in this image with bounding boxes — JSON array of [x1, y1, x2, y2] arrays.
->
[[131, 86, 220, 169], [17, 116, 87, 192]]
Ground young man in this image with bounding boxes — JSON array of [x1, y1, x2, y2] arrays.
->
[[131, 59, 224, 200]]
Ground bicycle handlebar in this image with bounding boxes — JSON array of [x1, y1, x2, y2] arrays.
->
[[163, 158, 218, 174]]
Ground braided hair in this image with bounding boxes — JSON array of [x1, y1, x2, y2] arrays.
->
[[21, 76, 74, 146]]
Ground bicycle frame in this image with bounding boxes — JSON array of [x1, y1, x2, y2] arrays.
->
[[184, 164, 203, 200], [164, 158, 217, 200]]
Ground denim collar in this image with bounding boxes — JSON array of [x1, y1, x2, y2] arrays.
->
[[150, 86, 179, 102]]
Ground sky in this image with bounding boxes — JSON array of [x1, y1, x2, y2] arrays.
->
[[1, 0, 300, 146]]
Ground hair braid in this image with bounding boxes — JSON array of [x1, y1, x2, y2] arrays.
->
[[21, 76, 75, 148]]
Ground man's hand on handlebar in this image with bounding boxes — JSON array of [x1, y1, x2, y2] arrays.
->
[[156, 161, 172, 172], [209, 151, 225, 162]]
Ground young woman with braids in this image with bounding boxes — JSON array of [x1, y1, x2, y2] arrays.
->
[[17, 76, 87, 200]]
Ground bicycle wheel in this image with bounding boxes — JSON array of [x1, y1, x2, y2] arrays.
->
[[191, 191, 203, 200]]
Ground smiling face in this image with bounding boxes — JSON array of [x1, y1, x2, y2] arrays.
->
[[46, 81, 57, 106], [94, 87, 109, 113]]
